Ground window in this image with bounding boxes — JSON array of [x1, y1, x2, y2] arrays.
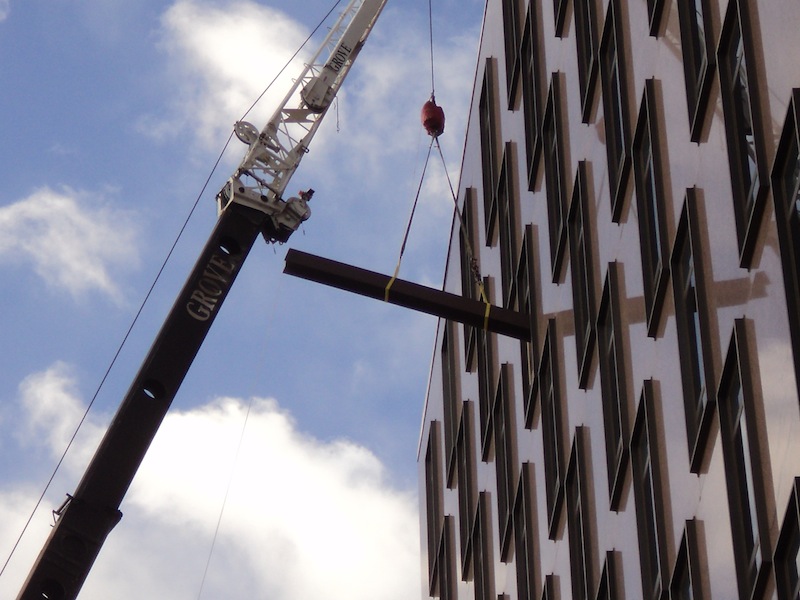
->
[[670, 519, 708, 600], [456, 401, 478, 572], [460, 188, 481, 370], [494, 363, 518, 556], [542, 73, 569, 281], [566, 427, 596, 600], [718, 0, 769, 267], [515, 225, 540, 418], [542, 574, 558, 600], [597, 262, 629, 509], [521, 4, 546, 188], [441, 321, 461, 487], [646, 0, 667, 35], [596, 551, 622, 600], [502, 0, 524, 101], [775, 478, 800, 600], [553, 0, 568, 36], [477, 279, 497, 458], [599, 0, 631, 221], [431, 516, 457, 599], [771, 89, 800, 403], [497, 144, 520, 305], [472, 493, 495, 600], [718, 319, 772, 599], [425, 422, 444, 579], [632, 78, 670, 336], [671, 190, 715, 472], [568, 161, 598, 388], [631, 379, 670, 600], [537, 319, 567, 538], [677, 0, 715, 141], [574, 0, 600, 122], [425, 421, 455, 600], [514, 463, 540, 600], [479, 59, 502, 236]]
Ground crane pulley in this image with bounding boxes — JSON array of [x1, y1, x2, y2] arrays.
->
[[217, 0, 387, 244]]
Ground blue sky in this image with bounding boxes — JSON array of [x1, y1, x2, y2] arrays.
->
[[0, 1, 484, 597]]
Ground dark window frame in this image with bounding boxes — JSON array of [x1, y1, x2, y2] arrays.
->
[[431, 515, 457, 600], [671, 189, 716, 473], [542, 72, 570, 281], [493, 363, 518, 559], [475, 278, 497, 459], [774, 477, 800, 600], [521, 3, 546, 189], [456, 401, 478, 573], [599, 0, 632, 222], [425, 422, 444, 582], [718, 318, 773, 599], [472, 492, 495, 600], [597, 262, 630, 510], [646, 0, 668, 36], [514, 462, 541, 600], [535, 318, 567, 538], [460, 188, 480, 371], [574, 0, 601, 122], [632, 78, 670, 337], [770, 89, 800, 405], [441, 321, 461, 487], [676, 0, 716, 141], [669, 519, 708, 600], [596, 551, 622, 600], [553, 0, 568, 36], [479, 58, 502, 238], [497, 143, 520, 306], [542, 574, 558, 600], [568, 161, 598, 389], [717, 0, 770, 267], [566, 426, 597, 600], [631, 379, 671, 600], [502, 0, 525, 104], [514, 225, 540, 434]]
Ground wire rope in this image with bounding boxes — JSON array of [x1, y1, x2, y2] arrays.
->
[[428, 0, 436, 98], [434, 138, 488, 303], [0, 0, 343, 581]]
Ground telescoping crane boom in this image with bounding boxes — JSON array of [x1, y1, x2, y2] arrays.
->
[[16, 2, 387, 598]]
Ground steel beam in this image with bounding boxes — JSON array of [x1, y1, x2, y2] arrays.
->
[[283, 248, 531, 341]]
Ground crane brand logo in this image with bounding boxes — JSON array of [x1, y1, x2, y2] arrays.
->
[[186, 252, 237, 322], [327, 43, 352, 73]]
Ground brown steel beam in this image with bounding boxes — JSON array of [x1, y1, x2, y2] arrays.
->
[[283, 248, 531, 341]]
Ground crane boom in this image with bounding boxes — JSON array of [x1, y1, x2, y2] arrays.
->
[[16, 2, 386, 598]]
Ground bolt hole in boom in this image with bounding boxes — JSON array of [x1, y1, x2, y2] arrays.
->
[[217, 236, 241, 256], [38, 578, 65, 600], [141, 380, 165, 400]]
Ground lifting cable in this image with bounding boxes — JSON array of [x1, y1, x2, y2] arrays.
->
[[0, 0, 342, 581], [386, 0, 489, 327]]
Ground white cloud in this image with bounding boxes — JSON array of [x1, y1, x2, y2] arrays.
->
[[0, 0, 8, 22], [14, 362, 104, 470], [139, 0, 308, 150], [1, 365, 421, 600], [0, 187, 139, 302]]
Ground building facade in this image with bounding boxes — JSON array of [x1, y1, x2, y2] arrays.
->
[[417, 1, 800, 598]]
